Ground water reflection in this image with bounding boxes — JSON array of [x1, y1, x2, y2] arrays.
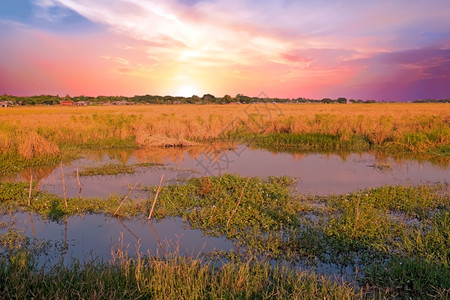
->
[[0, 213, 234, 267], [1, 144, 448, 197]]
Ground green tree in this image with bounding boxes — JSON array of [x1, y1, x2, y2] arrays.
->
[[202, 94, 216, 103], [223, 95, 233, 104]]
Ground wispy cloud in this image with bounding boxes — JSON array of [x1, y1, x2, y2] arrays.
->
[[49, 0, 292, 69]]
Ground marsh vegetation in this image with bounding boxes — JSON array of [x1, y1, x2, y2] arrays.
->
[[0, 104, 448, 175], [1, 175, 449, 298], [1, 103, 449, 298]]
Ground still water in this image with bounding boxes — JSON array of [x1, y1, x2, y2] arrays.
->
[[0, 212, 234, 267], [5, 144, 447, 198]]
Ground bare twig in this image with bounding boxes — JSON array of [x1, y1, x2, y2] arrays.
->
[[148, 174, 165, 220], [76, 166, 82, 198], [28, 174, 33, 206], [114, 182, 139, 216], [60, 161, 67, 208], [226, 177, 251, 227]]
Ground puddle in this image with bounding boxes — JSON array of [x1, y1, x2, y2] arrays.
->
[[1, 144, 448, 197]]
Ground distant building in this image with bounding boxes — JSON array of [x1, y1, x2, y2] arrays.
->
[[60, 100, 74, 106], [75, 101, 88, 106]]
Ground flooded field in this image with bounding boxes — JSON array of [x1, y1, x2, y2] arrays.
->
[[3, 144, 448, 198], [1, 143, 449, 298]]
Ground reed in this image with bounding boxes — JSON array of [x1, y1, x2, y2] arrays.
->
[[0, 104, 447, 163], [16, 131, 60, 159], [0, 251, 360, 299]]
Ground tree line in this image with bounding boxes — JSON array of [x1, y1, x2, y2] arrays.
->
[[1, 94, 448, 106]]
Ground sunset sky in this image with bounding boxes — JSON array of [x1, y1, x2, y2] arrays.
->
[[1, 0, 449, 100]]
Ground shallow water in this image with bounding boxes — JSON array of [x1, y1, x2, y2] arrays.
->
[[1, 212, 363, 281], [3, 144, 446, 197], [0, 212, 234, 267]]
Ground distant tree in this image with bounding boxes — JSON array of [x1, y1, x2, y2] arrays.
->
[[236, 94, 252, 104], [187, 95, 200, 104], [223, 94, 233, 104], [97, 96, 111, 103], [321, 98, 333, 104], [337, 97, 347, 104], [202, 94, 216, 103], [413, 99, 450, 103], [295, 97, 309, 103]]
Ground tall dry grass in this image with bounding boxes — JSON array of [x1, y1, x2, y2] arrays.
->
[[17, 131, 60, 159], [0, 103, 448, 159]]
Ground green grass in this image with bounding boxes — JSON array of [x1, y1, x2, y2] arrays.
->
[[78, 162, 164, 176], [0, 250, 360, 299], [227, 132, 449, 162], [357, 184, 448, 218], [0, 137, 139, 177], [363, 257, 450, 299], [320, 187, 449, 270], [62, 136, 138, 150], [0, 152, 70, 176], [231, 132, 371, 152], [145, 175, 300, 232], [0, 181, 145, 219]]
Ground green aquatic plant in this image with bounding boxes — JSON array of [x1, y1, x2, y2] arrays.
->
[[144, 175, 300, 234], [234, 132, 371, 152], [364, 257, 449, 299], [77, 162, 164, 176]]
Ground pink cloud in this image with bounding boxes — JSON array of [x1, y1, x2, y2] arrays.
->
[[1, 0, 449, 99]]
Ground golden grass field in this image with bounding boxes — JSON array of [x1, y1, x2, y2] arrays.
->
[[0, 103, 449, 159]]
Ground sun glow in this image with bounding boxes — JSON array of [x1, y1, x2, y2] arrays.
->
[[174, 85, 201, 97]]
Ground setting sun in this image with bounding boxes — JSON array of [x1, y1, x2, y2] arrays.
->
[[174, 85, 201, 97]]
